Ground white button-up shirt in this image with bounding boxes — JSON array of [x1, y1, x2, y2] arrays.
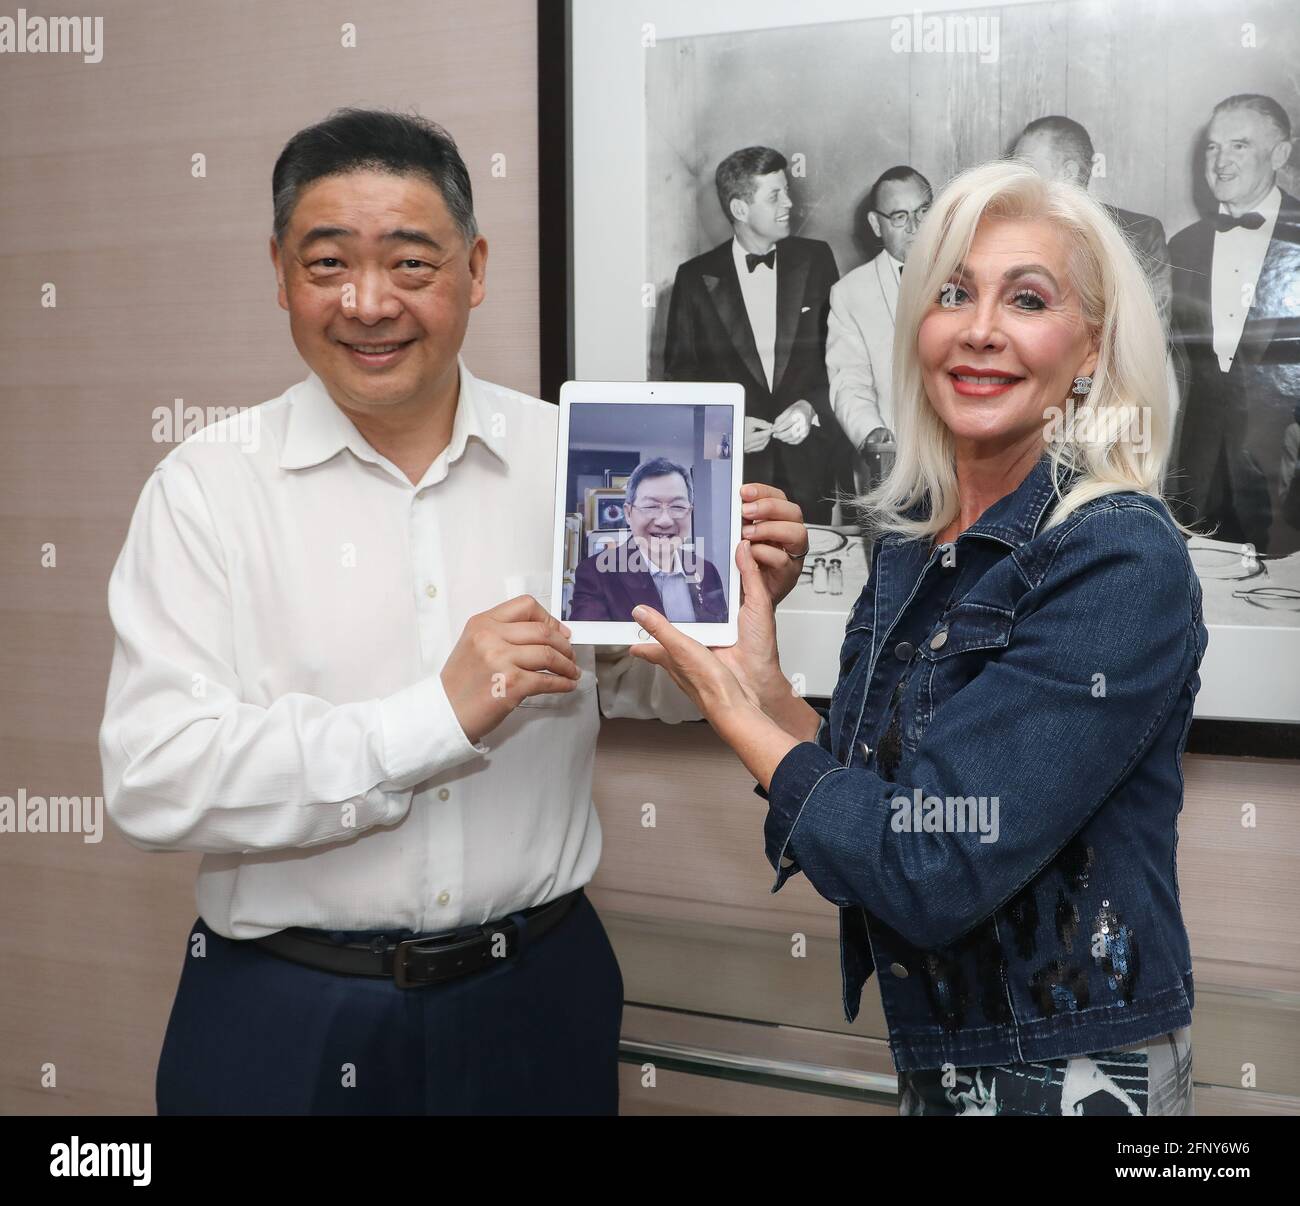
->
[[1211, 183, 1282, 371], [99, 358, 698, 939], [645, 544, 697, 622]]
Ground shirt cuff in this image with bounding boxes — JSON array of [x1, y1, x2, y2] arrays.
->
[[762, 739, 843, 892], [379, 674, 488, 790]]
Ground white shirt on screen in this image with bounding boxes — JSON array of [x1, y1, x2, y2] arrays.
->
[[98, 358, 700, 940], [646, 545, 697, 622], [1211, 183, 1281, 372]]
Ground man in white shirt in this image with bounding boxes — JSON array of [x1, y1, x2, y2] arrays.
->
[[825, 166, 932, 492], [99, 109, 810, 1115], [568, 458, 728, 623], [1168, 93, 1300, 555]]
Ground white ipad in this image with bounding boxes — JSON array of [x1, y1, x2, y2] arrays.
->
[[551, 381, 745, 647]]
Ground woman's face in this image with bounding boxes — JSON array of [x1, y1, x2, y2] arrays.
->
[[917, 216, 1098, 456]]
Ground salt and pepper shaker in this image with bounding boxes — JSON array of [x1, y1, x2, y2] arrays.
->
[[811, 556, 828, 593], [828, 556, 843, 595]]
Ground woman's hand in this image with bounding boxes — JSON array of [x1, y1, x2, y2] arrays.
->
[[628, 596, 758, 720], [741, 483, 809, 607], [712, 538, 785, 710]]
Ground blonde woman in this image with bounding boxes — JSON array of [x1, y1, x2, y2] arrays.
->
[[630, 160, 1207, 1116]]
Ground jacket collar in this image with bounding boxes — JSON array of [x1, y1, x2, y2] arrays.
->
[[896, 452, 1082, 551], [279, 355, 508, 473]]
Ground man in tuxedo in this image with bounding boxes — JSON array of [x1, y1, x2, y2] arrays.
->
[[1168, 93, 1300, 555], [663, 146, 844, 523], [826, 166, 933, 491], [568, 457, 727, 623], [1013, 116, 1172, 326]]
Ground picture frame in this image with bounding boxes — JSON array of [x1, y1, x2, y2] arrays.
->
[[539, 0, 1300, 752], [585, 486, 628, 533]]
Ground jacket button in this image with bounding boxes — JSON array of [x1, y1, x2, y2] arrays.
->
[[894, 641, 913, 661], [930, 629, 949, 650], [890, 962, 909, 978]]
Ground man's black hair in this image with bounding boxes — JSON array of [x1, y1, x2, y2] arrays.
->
[[715, 146, 788, 223], [272, 107, 478, 245]]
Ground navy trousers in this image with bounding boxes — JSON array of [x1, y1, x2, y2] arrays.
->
[[155, 892, 624, 1115]]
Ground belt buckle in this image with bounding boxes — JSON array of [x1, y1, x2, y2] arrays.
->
[[392, 931, 462, 989]]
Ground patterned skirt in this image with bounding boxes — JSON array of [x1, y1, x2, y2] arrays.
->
[[897, 1027, 1193, 1116]]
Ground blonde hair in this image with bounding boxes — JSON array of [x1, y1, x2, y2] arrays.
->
[[851, 158, 1195, 541]]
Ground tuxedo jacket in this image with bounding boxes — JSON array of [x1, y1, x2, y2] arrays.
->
[[663, 235, 844, 523], [1106, 205, 1172, 324], [567, 546, 727, 624], [1168, 188, 1300, 545]]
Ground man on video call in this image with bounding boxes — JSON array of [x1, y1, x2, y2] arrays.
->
[[568, 456, 728, 624], [97, 108, 809, 1116]]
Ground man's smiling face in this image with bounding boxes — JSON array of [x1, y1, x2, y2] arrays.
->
[[271, 169, 487, 413]]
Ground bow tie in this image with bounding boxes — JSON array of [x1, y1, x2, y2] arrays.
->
[[1214, 211, 1266, 232], [745, 249, 776, 273]]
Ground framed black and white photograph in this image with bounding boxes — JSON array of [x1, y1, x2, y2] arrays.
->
[[542, 0, 1300, 738]]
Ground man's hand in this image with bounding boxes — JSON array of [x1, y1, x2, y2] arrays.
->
[[740, 482, 809, 606], [771, 399, 815, 445], [859, 426, 895, 455], [440, 595, 581, 744], [744, 415, 774, 453]]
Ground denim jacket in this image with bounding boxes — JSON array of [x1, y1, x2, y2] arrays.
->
[[760, 453, 1209, 1072]]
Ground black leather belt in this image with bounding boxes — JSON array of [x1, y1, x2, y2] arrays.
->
[[251, 888, 583, 988]]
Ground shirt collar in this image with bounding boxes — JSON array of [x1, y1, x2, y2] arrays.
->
[[645, 545, 686, 576], [884, 249, 905, 279], [1217, 183, 1282, 225], [896, 452, 1083, 550], [279, 355, 509, 474]]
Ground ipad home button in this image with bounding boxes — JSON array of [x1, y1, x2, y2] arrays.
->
[[637, 626, 649, 641]]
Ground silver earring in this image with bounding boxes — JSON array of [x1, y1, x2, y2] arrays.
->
[[1071, 376, 1093, 397]]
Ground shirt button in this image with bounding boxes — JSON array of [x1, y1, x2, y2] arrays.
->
[[436, 890, 451, 906], [930, 629, 949, 651], [890, 962, 909, 979], [894, 641, 913, 661], [779, 855, 795, 868], [437, 787, 450, 801], [425, 583, 438, 599]]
